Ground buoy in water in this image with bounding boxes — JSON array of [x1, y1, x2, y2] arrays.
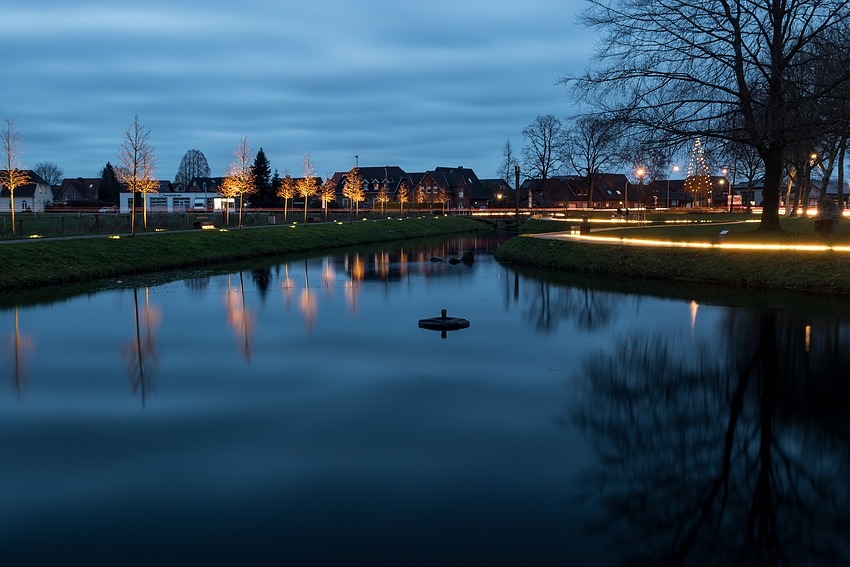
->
[[418, 309, 470, 331]]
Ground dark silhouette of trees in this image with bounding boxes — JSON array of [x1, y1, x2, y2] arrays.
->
[[32, 161, 63, 186], [572, 306, 850, 565], [522, 115, 563, 190], [251, 147, 274, 208], [563, 114, 623, 208], [98, 162, 122, 203], [174, 149, 210, 191], [565, 0, 850, 231]]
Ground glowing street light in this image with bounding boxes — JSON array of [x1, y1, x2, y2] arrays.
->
[[667, 165, 680, 208]]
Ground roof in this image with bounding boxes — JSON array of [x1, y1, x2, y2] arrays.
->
[[55, 177, 102, 201], [0, 170, 51, 198]]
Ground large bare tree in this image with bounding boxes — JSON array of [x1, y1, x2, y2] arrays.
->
[[117, 115, 158, 235], [522, 115, 563, 193], [566, 0, 850, 231], [32, 161, 63, 187], [563, 114, 623, 208], [174, 149, 210, 191]]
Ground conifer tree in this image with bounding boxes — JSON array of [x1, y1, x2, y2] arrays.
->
[[251, 148, 273, 208]]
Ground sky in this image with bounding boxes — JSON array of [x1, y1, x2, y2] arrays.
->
[[5, 0, 593, 182]]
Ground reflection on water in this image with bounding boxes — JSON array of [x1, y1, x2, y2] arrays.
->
[[121, 287, 161, 405], [1, 234, 849, 565], [574, 305, 850, 565], [4, 307, 33, 396], [224, 272, 253, 360]]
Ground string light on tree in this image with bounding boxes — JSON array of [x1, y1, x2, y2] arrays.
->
[[684, 138, 711, 208]]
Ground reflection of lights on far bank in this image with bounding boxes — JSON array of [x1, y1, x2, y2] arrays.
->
[[805, 324, 811, 352]]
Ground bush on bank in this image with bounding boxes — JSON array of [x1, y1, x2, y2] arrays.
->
[[0, 217, 490, 291]]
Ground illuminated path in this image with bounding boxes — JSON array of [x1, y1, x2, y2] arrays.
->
[[535, 221, 850, 253]]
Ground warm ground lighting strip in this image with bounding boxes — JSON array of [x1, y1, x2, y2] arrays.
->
[[541, 232, 850, 253]]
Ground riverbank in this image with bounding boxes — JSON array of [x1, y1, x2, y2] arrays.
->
[[495, 219, 850, 295], [0, 216, 490, 291]]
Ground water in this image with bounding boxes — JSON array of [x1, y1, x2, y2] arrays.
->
[[1, 235, 849, 566]]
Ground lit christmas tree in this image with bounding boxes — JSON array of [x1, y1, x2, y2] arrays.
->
[[684, 138, 711, 207]]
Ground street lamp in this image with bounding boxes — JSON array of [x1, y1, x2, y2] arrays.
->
[[721, 168, 732, 212], [496, 193, 503, 208], [667, 165, 680, 209], [634, 167, 645, 214]]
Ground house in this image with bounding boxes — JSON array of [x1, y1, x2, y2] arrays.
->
[[330, 166, 413, 210], [479, 179, 514, 209], [54, 177, 102, 204], [518, 173, 633, 209], [0, 171, 54, 212], [413, 166, 483, 211]]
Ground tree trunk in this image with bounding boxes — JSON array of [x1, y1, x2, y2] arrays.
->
[[838, 138, 847, 211], [758, 149, 783, 231]]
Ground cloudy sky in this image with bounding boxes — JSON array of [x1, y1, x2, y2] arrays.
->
[[6, 0, 593, 182]]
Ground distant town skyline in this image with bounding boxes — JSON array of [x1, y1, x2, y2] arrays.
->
[[5, 0, 591, 182]]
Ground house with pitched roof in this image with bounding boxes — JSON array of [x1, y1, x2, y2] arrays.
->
[[0, 171, 53, 212], [479, 179, 514, 208], [54, 177, 102, 204]]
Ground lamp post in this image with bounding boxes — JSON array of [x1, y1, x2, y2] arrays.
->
[[721, 168, 731, 212], [514, 163, 520, 235], [667, 165, 680, 208], [635, 167, 645, 216]]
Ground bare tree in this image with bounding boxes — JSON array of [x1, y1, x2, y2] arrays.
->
[[0, 119, 30, 237], [343, 167, 364, 217], [276, 170, 296, 221], [563, 114, 623, 208], [522, 115, 563, 186], [396, 180, 410, 214], [33, 161, 63, 187], [319, 174, 336, 219], [296, 153, 319, 223], [221, 136, 256, 228], [497, 139, 516, 183], [566, 0, 850, 231], [174, 149, 210, 190], [117, 114, 158, 235]]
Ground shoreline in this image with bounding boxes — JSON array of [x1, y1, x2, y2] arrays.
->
[[494, 233, 850, 296], [0, 217, 491, 292]]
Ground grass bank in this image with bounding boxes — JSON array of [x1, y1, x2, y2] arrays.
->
[[496, 217, 850, 295], [0, 216, 490, 291]]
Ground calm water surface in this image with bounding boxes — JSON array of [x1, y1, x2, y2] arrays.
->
[[2, 235, 849, 566]]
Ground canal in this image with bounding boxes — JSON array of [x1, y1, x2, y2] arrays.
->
[[2, 234, 848, 565]]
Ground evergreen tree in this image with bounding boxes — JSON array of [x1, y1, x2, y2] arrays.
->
[[99, 162, 122, 203], [270, 169, 282, 208], [251, 147, 273, 208]]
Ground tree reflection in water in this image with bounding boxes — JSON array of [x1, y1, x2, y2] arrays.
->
[[225, 272, 253, 361], [4, 306, 33, 397], [121, 287, 161, 406], [573, 306, 850, 565]]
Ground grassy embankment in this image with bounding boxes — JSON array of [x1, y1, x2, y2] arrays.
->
[[496, 215, 850, 295], [0, 216, 490, 291]]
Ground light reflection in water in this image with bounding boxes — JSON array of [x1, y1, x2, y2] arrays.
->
[[1, 235, 848, 565], [121, 287, 161, 405]]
